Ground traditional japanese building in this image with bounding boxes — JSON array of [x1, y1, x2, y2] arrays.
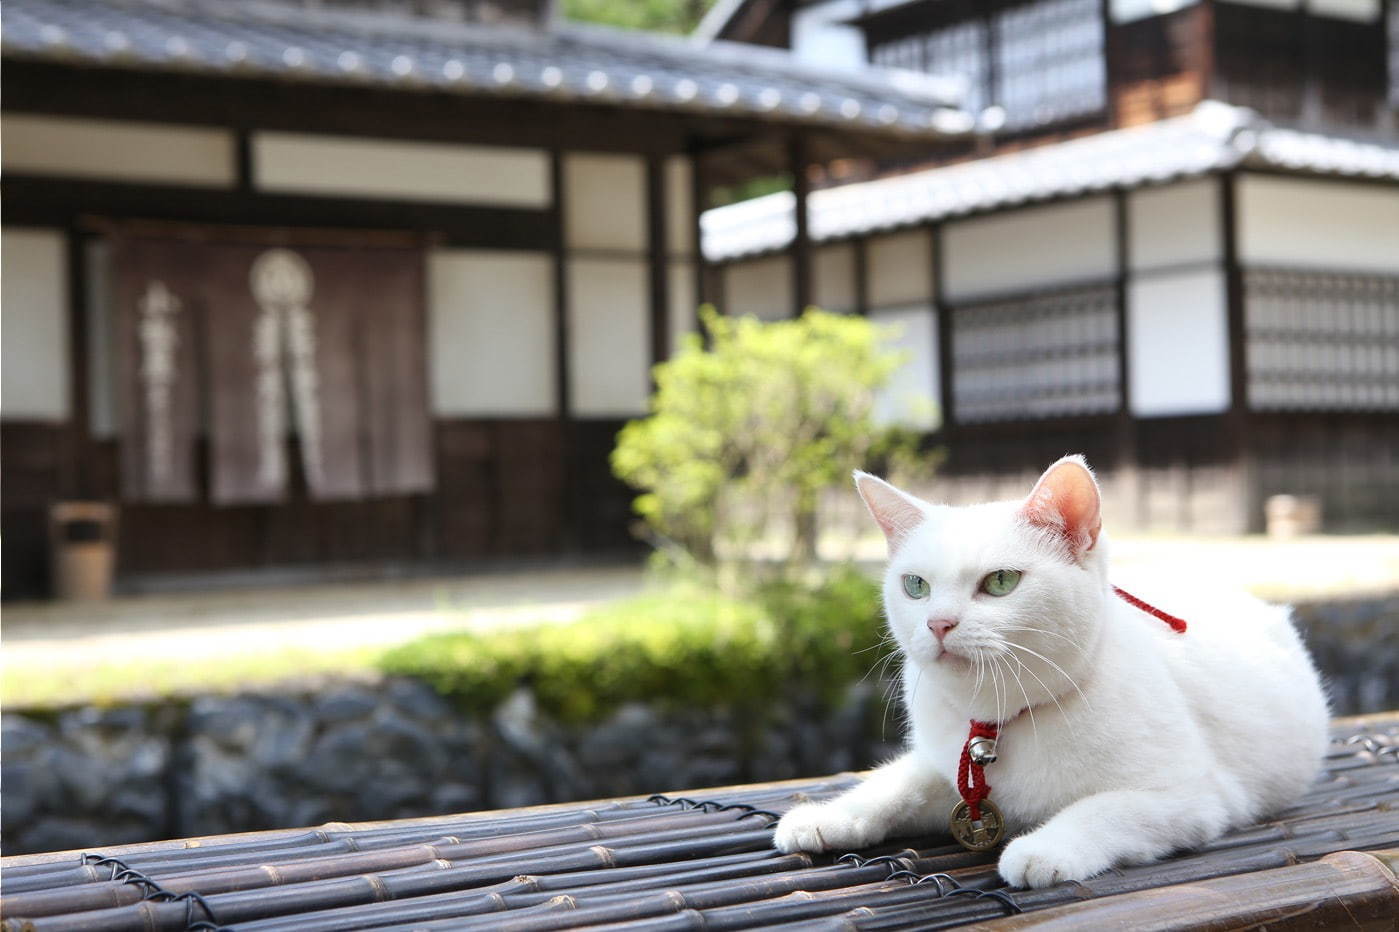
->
[[0, 0, 971, 596], [698, 0, 1399, 533]]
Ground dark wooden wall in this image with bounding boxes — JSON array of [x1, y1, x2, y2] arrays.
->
[[1, 419, 639, 598]]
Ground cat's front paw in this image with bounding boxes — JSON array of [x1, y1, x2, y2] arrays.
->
[[998, 831, 1107, 889], [773, 802, 886, 854]]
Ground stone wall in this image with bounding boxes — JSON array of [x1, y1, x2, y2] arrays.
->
[[1, 679, 900, 857], [3, 594, 1392, 856]]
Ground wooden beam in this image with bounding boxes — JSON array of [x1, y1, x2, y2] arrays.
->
[[789, 135, 812, 318], [1220, 170, 1260, 532], [0, 176, 556, 251]]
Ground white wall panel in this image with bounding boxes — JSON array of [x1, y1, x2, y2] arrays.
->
[[1237, 175, 1399, 273], [1129, 178, 1220, 271], [870, 305, 939, 429], [2, 229, 70, 420], [256, 132, 549, 206], [791, 0, 868, 71], [668, 261, 697, 356], [565, 153, 647, 251], [943, 198, 1115, 301], [567, 258, 650, 417], [427, 250, 555, 416], [1128, 267, 1230, 417], [725, 255, 793, 320], [3, 113, 235, 187], [813, 243, 857, 312], [666, 157, 694, 257], [867, 229, 932, 307]]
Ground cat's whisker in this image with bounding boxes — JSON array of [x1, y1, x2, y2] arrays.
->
[[1003, 647, 1074, 736], [999, 625, 1080, 648], [1005, 640, 1095, 713], [998, 652, 1039, 744]]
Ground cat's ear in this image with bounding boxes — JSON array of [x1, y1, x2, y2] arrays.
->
[[854, 471, 927, 552], [1021, 455, 1102, 559]]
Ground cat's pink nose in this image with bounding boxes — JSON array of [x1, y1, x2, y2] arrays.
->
[[927, 618, 958, 643]]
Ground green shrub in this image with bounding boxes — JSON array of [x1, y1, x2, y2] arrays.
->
[[612, 308, 927, 583], [378, 566, 891, 725]]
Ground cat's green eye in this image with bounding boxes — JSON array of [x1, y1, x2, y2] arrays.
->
[[902, 574, 930, 599], [981, 569, 1022, 597]]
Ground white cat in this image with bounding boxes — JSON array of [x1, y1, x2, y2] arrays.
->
[[774, 455, 1328, 888]]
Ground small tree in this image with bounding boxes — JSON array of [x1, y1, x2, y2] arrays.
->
[[612, 307, 930, 584]]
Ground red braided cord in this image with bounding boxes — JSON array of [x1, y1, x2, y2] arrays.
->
[[955, 590, 1184, 821], [956, 720, 999, 820], [1113, 585, 1188, 634]]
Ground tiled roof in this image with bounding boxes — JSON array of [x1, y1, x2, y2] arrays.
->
[[702, 101, 1399, 261], [1, 0, 970, 140]]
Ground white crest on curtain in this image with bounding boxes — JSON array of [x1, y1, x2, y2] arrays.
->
[[249, 248, 322, 492], [136, 279, 181, 486]]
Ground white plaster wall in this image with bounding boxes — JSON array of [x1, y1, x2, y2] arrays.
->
[[870, 305, 940, 430], [943, 198, 1115, 301], [666, 157, 694, 258], [791, 0, 868, 71], [867, 229, 932, 308], [813, 243, 857, 313], [1127, 267, 1231, 417], [1129, 178, 1221, 271], [668, 261, 697, 356], [725, 255, 793, 320], [567, 257, 650, 417], [1237, 176, 1399, 273], [2, 229, 70, 421], [427, 250, 556, 416], [564, 153, 647, 252], [255, 132, 550, 206], [3, 113, 236, 187]]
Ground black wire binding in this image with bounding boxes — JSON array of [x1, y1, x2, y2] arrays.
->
[[82, 853, 225, 931], [647, 793, 780, 823], [843, 855, 1024, 915]]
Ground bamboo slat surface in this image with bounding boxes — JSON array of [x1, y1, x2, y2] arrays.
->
[[3, 716, 1396, 931]]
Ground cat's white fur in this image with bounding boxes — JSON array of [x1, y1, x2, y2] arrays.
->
[[774, 455, 1328, 888]]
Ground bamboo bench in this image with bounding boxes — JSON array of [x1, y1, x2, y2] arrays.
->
[[2, 713, 1396, 931]]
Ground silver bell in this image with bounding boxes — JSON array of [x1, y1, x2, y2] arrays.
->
[[968, 736, 998, 766]]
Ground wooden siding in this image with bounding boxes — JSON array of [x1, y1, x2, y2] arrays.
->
[[0, 419, 641, 599]]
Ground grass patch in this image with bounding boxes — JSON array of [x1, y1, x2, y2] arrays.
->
[[2, 646, 385, 710], [3, 568, 889, 716]]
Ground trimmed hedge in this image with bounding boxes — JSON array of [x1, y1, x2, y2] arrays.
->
[[378, 566, 891, 725]]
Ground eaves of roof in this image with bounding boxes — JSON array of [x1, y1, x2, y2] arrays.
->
[[1, 0, 972, 142], [700, 101, 1399, 262]]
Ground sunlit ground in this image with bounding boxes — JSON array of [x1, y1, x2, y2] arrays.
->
[[3, 534, 1395, 709]]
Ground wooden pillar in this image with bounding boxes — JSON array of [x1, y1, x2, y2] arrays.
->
[[932, 223, 955, 436], [549, 149, 578, 549], [63, 228, 91, 500], [789, 135, 812, 318], [853, 237, 869, 317], [1112, 187, 1143, 528], [646, 154, 670, 372], [690, 146, 711, 321], [1220, 170, 1260, 532]]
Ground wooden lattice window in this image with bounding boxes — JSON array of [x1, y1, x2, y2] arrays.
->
[[1246, 268, 1399, 412], [951, 282, 1120, 423], [868, 0, 1104, 132]]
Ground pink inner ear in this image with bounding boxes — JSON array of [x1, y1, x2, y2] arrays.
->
[[855, 474, 925, 551], [1022, 459, 1102, 557]]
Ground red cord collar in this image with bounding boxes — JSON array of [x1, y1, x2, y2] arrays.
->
[[956, 586, 1187, 820]]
